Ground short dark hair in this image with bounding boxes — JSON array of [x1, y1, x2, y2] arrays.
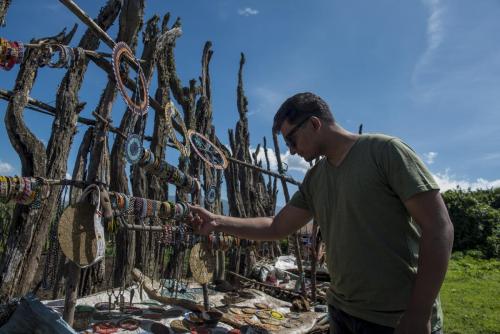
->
[[272, 92, 334, 133]]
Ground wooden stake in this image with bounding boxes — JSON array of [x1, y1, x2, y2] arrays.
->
[[58, 0, 116, 49], [62, 262, 81, 326], [272, 132, 306, 296]]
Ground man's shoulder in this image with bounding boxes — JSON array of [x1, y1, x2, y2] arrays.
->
[[360, 133, 398, 145], [357, 133, 406, 154], [301, 158, 327, 183]]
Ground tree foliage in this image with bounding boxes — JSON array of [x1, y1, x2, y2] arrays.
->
[[442, 187, 500, 259]]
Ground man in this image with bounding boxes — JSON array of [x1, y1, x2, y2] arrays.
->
[[189, 92, 454, 334]]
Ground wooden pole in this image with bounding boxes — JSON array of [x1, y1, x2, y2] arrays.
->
[[62, 262, 80, 326], [0, 89, 152, 141], [58, 0, 116, 49], [272, 133, 306, 296], [227, 156, 300, 186]]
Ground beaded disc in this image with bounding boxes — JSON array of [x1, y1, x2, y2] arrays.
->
[[58, 202, 97, 267], [241, 308, 256, 315], [254, 303, 270, 310], [169, 319, 189, 333], [260, 317, 281, 326], [255, 310, 271, 320], [188, 130, 228, 170], [125, 134, 144, 164], [269, 310, 285, 321], [206, 185, 216, 204], [189, 243, 215, 284]]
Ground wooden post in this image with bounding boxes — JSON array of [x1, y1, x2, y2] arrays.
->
[[62, 262, 81, 326], [58, 0, 116, 49], [272, 132, 307, 296]]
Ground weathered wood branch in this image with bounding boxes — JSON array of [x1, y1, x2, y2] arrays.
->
[[58, 0, 116, 49], [0, 27, 77, 303], [0, 0, 122, 303], [0, 0, 11, 27], [70, 127, 94, 204], [0, 89, 154, 140], [148, 13, 173, 201], [272, 132, 306, 295], [131, 13, 160, 199]]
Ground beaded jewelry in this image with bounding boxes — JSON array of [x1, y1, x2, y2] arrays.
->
[[146, 199, 153, 217], [188, 130, 228, 170], [124, 134, 144, 164], [206, 185, 217, 205], [141, 198, 148, 219], [164, 101, 190, 157], [62, 45, 74, 68], [112, 42, 149, 115]]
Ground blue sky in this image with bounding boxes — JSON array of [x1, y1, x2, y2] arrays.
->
[[1, 0, 500, 206]]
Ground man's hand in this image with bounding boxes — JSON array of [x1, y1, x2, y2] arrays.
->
[[394, 311, 431, 334], [188, 204, 218, 235]]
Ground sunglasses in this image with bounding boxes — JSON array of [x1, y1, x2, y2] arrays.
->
[[283, 116, 311, 148]]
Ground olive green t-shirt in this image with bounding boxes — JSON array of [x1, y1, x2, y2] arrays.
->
[[289, 134, 443, 330]]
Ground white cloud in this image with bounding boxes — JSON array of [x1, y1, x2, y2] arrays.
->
[[0, 161, 14, 174], [249, 87, 286, 119], [66, 173, 72, 180], [433, 169, 500, 191], [481, 152, 500, 161], [412, 0, 447, 86], [238, 7, 259, 16], [252, 147, 310, 174], [253, 147, 278, 170], [244, 149, 500, 192], [423, 151, 438, 164]]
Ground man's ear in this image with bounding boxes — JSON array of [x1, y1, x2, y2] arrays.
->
[[311, 116, 322, 131]]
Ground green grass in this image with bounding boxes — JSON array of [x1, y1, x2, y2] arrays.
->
[[441, 253, 500, 334]]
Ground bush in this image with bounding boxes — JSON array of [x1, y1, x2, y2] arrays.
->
[[442, 187, 500, 259]]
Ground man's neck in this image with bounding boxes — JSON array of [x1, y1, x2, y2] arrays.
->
[[324, 125, 359, 167]]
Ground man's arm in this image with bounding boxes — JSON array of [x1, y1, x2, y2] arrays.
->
[[395, 189, 454, 334], [188, 203, 313, 241]]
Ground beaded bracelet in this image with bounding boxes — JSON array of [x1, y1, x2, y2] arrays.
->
[[141, 198, 147, 219], [117, 193, 125, 209], [146, 199, 153, 217], [134, 196, 142, 217], [0, 177, 9, 203], [16, 41, 24, 64], [126, 196, 135, 216], [14, 176, 24, 203], [112, 42, 149, 115], [63, 45, 74, 68], [47, 44, 67, 68], [164, 101, 190, 157]]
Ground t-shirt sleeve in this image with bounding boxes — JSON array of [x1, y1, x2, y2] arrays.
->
[[289, 186, 311, 211], [382, 138, 440, 201], [288, 170, 313, 212]]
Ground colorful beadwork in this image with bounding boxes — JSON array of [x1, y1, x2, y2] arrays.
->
[[112, 41, 149, 115], [188, 130, 228, 170]]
